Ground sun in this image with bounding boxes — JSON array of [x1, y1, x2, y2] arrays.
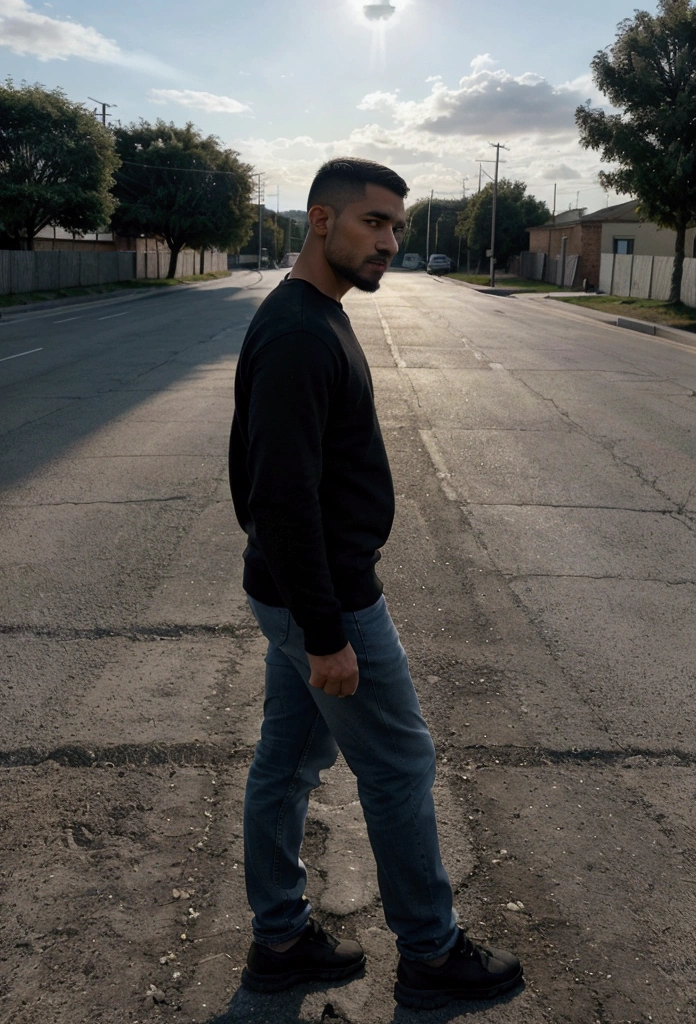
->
[[363, 1, 395, 21], [346, 0, 408, 26]]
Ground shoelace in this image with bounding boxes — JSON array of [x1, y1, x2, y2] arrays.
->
[[307, 919, 338, 949]]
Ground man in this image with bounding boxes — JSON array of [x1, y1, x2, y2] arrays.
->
[[229, 157, 522, 1009]]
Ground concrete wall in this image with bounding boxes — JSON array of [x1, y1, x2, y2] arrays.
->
[[0, 250, 136, 295], [0, 247, 229, 295], [680, 259, 696, 307], [597, 252, 696, 304], [612, 255, 633, 296]]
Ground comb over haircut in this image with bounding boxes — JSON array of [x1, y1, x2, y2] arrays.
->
[[307, 157, 409, 213]]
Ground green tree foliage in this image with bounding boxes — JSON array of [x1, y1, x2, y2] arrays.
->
[[112, 120, 255, 279], [0, 79, 119, 250], [576, 0, 696, 301], [238, 207, 286, 263], [403, 198, 467, 263], [456, 181, 549, 271]]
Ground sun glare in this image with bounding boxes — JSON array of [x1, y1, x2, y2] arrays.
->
[[347, 0, 407, 70]]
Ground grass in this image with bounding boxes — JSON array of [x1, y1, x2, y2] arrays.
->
[[449, 273, 568, 292], [559, 294, 696, 333], [0, 270, 232, 309]]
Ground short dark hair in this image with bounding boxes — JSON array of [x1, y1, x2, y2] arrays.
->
[[307, 157, 409, 212]]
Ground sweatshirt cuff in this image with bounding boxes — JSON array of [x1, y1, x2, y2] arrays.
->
[[303, 614, 348, 657]]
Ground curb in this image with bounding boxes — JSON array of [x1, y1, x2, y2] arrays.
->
[[0, 271, 261, 323], [540, 294, 696, 349], [432, 274, 696, 349]]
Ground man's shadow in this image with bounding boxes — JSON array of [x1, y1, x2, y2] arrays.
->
[[203, 975, 525, 1023]]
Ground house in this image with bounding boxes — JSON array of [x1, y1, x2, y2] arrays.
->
[[524, 200, 696, 290]]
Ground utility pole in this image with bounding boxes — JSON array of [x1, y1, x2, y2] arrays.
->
[[488, 142, 509, 288], [88, 97, 117, 126], [252, 173, 265, 271], [546, 183, 557, 285], [275, 185, 280, 265], [425, 189, 434, 261]]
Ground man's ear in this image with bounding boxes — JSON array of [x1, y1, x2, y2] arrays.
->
[[308, 203, 332, 237]]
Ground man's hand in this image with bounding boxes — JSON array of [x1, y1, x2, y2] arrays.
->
[[307, 643, 359, 697]]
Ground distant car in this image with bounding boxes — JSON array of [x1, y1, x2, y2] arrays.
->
[[427, 254, 452, 275], [280, 252, 301, 268], [402, 252, 426, 270]]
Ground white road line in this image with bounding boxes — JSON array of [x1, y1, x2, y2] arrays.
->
[[418, 430, 459, 502], [53, 316, 81, 324], [373, 298, 407, 368], [0, 347, 42, 362], [98, 312, 128, 320]]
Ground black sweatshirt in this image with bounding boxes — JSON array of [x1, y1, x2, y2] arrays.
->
[[229, 277, 395, 656]]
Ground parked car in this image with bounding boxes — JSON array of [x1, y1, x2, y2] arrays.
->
[[427, 254, 452, 275], [402, 252, 426, 270], [280, 252, 301, 268]]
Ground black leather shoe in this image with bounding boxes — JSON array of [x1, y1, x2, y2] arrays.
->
[[241, 918, 366, 993], [394, 928, 523, 1009]]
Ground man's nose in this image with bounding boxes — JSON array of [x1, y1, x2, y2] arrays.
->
[[378, 228, 400, 257]]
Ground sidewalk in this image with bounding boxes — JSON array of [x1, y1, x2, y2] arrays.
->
[[0, 269, 261, 323], [441, 274, 696, 349]]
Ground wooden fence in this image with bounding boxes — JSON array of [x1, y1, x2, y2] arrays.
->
[[0, 249, 228, 296]]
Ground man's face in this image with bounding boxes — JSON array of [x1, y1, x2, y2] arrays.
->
[[323, 183, 406, 293]]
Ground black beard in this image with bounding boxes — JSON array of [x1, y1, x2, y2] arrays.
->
[[326, 253, 385, 293]]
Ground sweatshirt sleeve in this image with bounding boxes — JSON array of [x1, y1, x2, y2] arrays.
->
[[245, 331, 348, 656]]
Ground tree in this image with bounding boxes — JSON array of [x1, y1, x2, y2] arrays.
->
[[238, 207, 286, 264], [0, 79, 119, 250], [576, 0, 696, 302], [403, 198, 467, 263], [112, 120, 255, 279], [456, 180, 549, 271]]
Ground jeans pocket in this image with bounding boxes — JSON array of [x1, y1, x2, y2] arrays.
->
[[247, 596, 291, 646]]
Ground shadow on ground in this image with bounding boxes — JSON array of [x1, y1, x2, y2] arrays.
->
[[0, 274, 271, 492], [205, 977, 525, 1024]]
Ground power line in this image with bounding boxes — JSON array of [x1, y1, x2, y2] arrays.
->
[[118, 160, 246, 177]]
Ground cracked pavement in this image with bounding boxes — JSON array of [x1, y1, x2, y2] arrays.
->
[[1, 270, 695, 1023]]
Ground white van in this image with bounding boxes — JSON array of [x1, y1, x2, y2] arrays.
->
[[402, 253, 425, 270]]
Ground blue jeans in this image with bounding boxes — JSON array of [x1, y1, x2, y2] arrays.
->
[[244, 594, 458, 961]]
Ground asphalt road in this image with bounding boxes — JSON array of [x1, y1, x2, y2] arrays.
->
[[1, 269, 694, 1024]]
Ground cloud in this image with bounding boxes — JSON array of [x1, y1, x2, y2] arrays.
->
[[542, 163, 584, 181], [470, 53, 498, 73], [369, 66, 592, 136], [148, 89, 251, 114], [233, 60, 621, 210], [357, 90, 399, 112], [0, 0, 172, 73]]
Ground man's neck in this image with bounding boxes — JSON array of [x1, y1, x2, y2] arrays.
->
[[288, 253, 350, 303]]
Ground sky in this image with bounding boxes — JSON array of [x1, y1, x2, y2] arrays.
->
[[0, 0, 660, 215]]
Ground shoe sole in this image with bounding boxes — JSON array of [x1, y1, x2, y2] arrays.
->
[[241, 955, 366, 994], [394, 966, 523, 1009]]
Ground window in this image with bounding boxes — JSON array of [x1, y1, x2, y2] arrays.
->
[[613, 237, 634, 255]]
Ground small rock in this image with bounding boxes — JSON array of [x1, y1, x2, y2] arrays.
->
[[506, 901, 525, 912]]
